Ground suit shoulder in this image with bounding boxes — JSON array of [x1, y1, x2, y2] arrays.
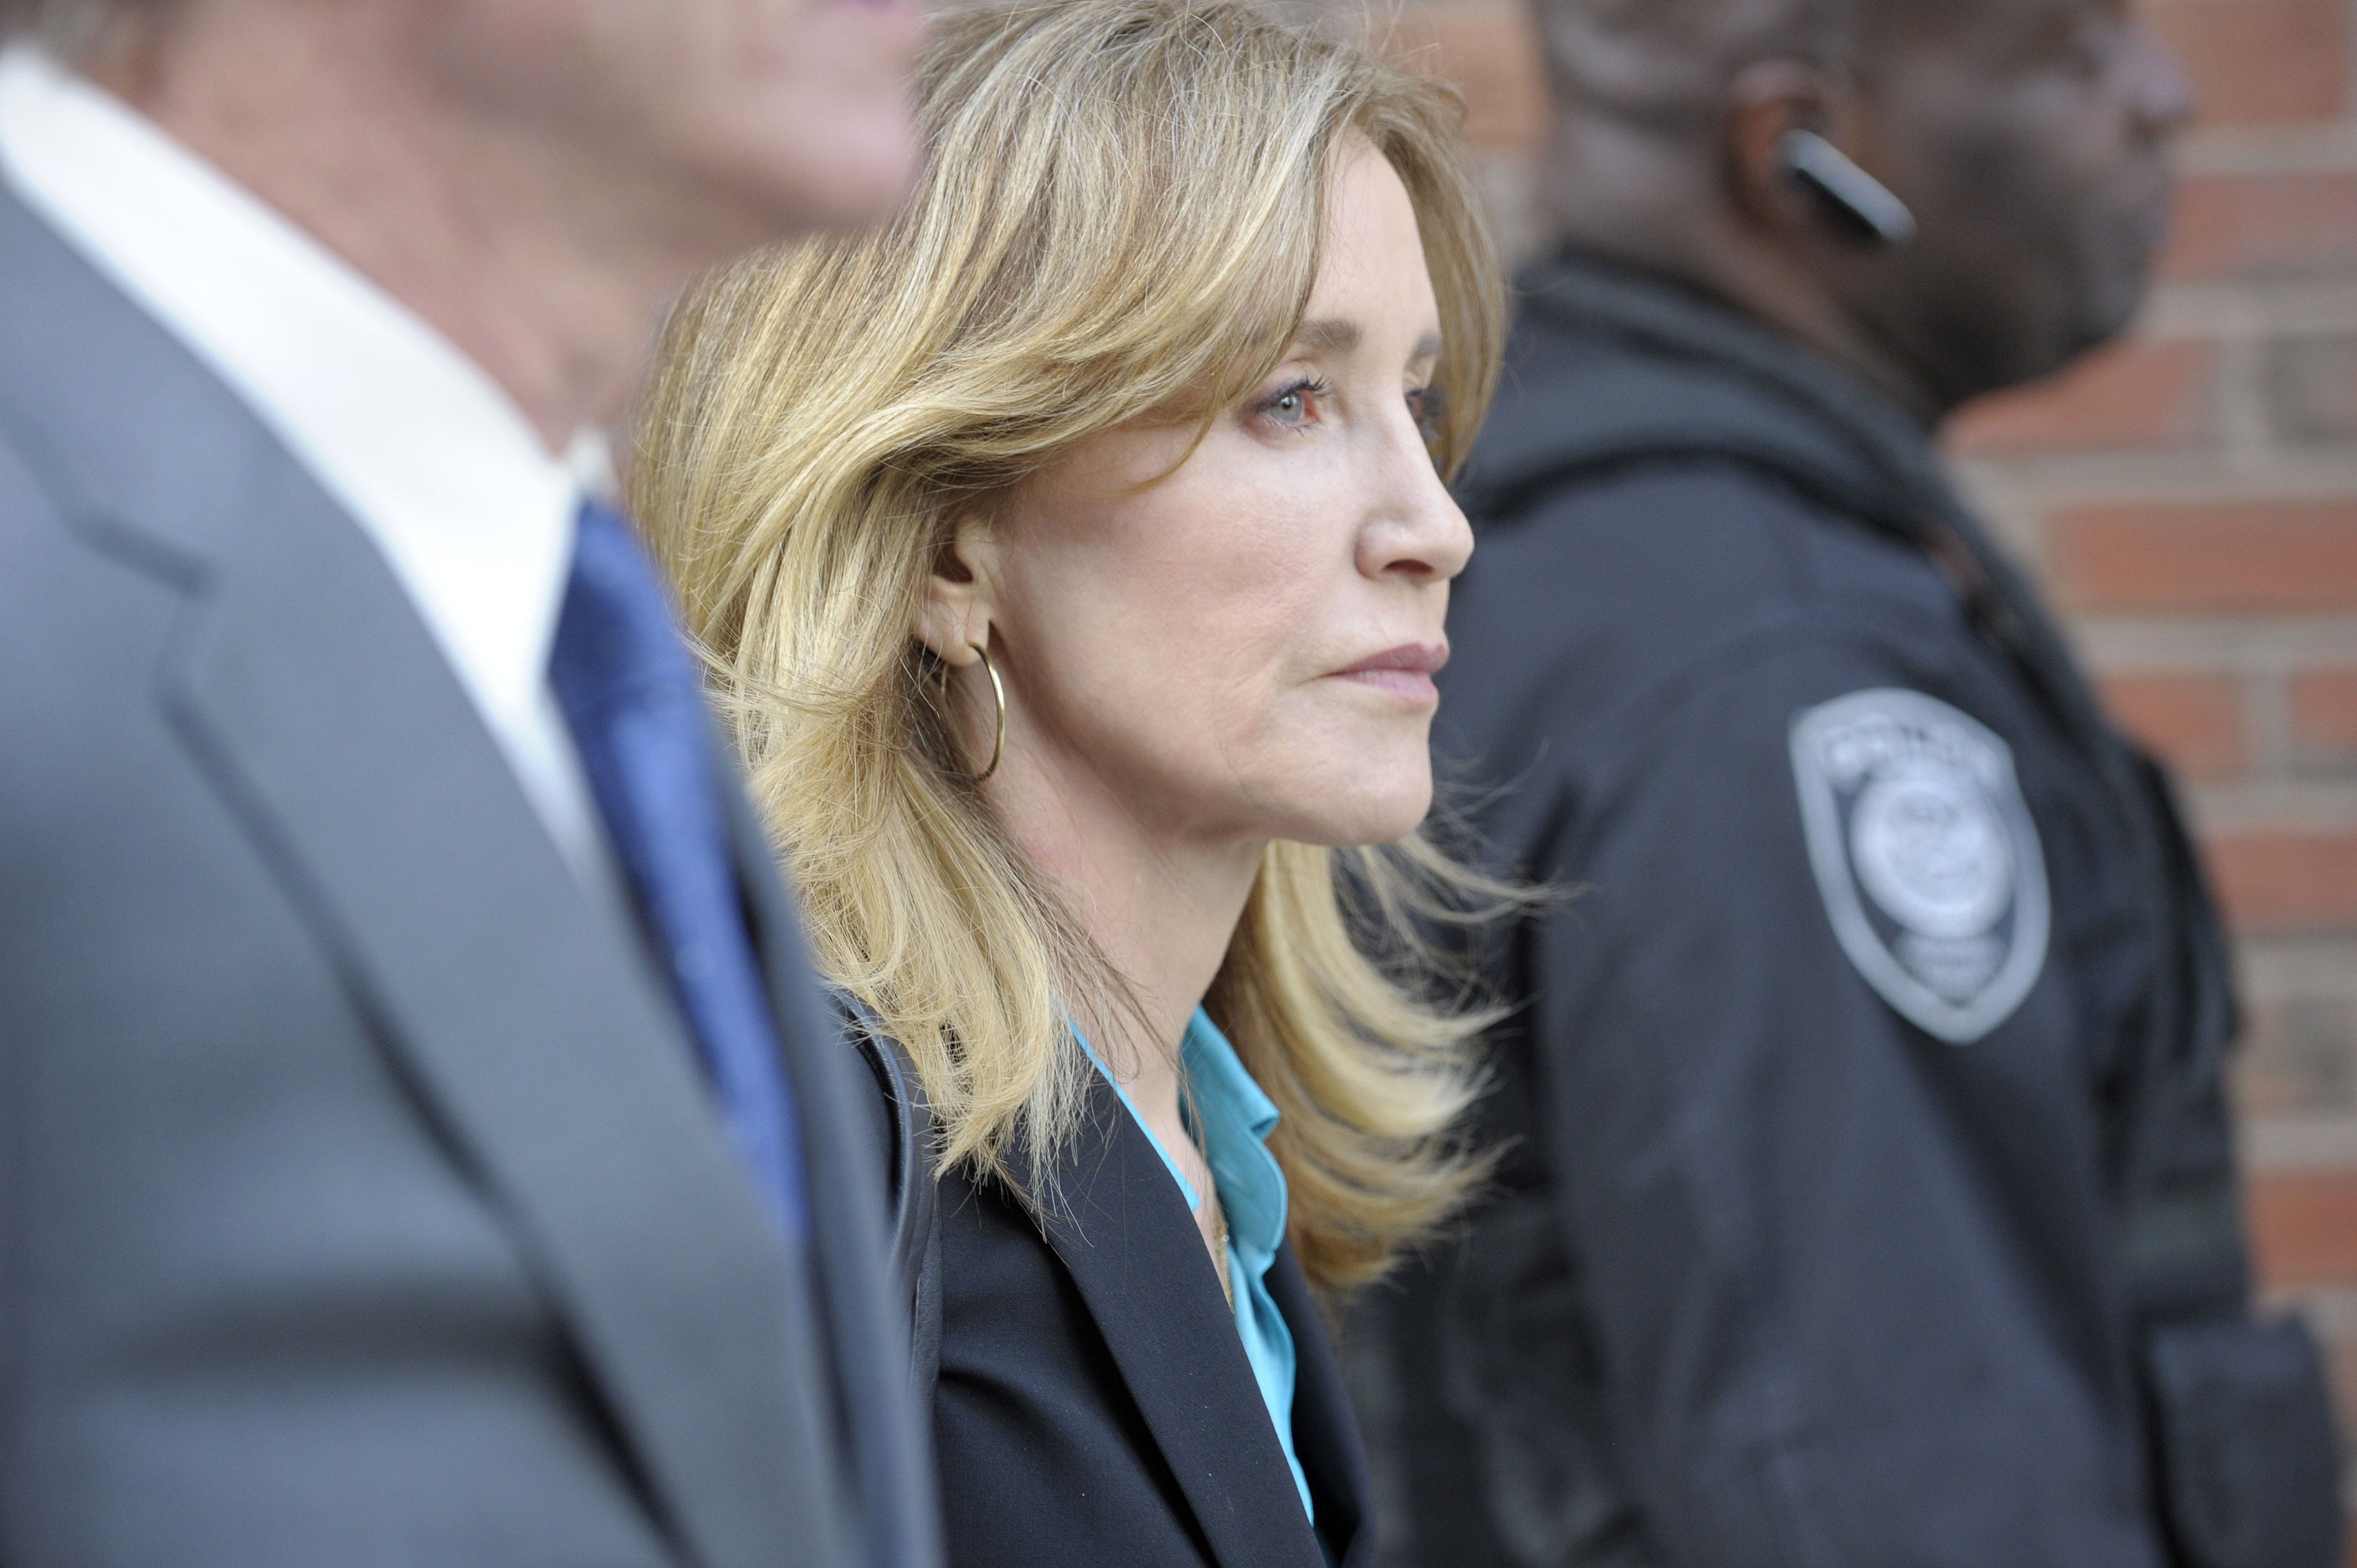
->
[[0, 411, 68, 528], [0, 414, 199, 677]]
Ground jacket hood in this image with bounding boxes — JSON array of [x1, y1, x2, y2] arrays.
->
[[1458, 252, 1942, 540]]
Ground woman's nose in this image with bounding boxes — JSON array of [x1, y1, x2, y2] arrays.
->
[[1360, 419, 1475, 584]]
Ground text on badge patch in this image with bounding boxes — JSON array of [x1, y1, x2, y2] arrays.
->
[[1789, 688, 2050, 1044]]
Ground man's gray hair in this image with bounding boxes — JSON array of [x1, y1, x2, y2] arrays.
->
[[1532, 0, 1857, 131]]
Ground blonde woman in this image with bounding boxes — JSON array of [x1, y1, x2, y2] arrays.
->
[[632, 3, 1508, 1562]]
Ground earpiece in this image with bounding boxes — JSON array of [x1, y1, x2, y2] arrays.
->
[[1777, 128, 1917, 248]]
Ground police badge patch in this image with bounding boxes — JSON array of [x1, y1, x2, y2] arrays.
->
[[1789, 688, 2049, 1045]]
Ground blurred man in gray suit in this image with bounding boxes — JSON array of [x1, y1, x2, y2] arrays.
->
[[0, 0, 934, 1562]]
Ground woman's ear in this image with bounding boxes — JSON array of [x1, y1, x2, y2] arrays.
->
[[912, 509, 1002, 666]]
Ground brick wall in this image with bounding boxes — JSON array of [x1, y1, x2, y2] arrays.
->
[[1332, 0, 2357, 1530]]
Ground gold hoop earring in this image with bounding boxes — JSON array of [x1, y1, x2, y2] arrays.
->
[[968, 640, 1006, 783]]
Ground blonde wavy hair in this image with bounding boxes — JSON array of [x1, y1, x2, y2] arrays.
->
[[632, 0, 1510, 1290]]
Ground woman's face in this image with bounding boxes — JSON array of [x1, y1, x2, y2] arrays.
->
[[929, 140, 1471, 856]]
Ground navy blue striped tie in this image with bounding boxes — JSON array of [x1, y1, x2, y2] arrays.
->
[[548, 499, 806, 1242]]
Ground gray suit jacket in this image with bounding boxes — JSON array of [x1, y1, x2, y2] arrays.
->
[[0, 184, 939, 1568]]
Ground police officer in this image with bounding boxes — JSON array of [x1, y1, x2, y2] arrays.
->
[[1346, 2, 2345, 1565]]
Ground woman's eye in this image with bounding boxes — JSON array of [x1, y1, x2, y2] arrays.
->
[[1408, 383, 1450, 447], [1253, 377, 1327, 432]]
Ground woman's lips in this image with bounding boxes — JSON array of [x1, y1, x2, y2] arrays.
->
[[1330, 643, 1448, 703]]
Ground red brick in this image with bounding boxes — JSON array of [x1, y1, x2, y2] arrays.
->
[[1945, 339, 2212, 456], [1377, 0, 1548, 150], [2293, 668, 2357, 753], [2207, 830, 2357, 932], [2250, 1170, 2357, 1287], [2162, 172, 2357, 284], [2097, 672, 2248, 780], [2050, 498, 2357, 612], [2151, 0, 2348, 127]]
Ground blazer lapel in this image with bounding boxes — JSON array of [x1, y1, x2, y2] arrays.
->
[[1032, 1081, 1327, 1568], [0, 189, 852, 1568], [1268, 1245, 1377, 1568]]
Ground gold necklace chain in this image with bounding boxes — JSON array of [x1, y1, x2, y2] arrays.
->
[[1208, 1191, 1233, 1311], [1186, 1114, 1233, 1310]]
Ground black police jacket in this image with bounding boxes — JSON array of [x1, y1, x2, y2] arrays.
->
[[1345, 254, 2341, 1568]]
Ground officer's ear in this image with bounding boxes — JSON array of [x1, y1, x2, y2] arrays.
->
[[1722, 60, 1900, 248]]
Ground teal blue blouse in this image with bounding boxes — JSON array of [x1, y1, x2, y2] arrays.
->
[[1080, 1009, 1310, 1522]]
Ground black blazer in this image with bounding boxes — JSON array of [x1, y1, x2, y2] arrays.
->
[[929, 1076, 1375, 1568]]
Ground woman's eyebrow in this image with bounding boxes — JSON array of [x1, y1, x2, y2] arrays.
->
[[1294, 318, 1362, 354], [1289, 321, 1445, 363]]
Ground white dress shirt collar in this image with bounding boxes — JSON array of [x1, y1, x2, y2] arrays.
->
[[0, 46, 613, 882]]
